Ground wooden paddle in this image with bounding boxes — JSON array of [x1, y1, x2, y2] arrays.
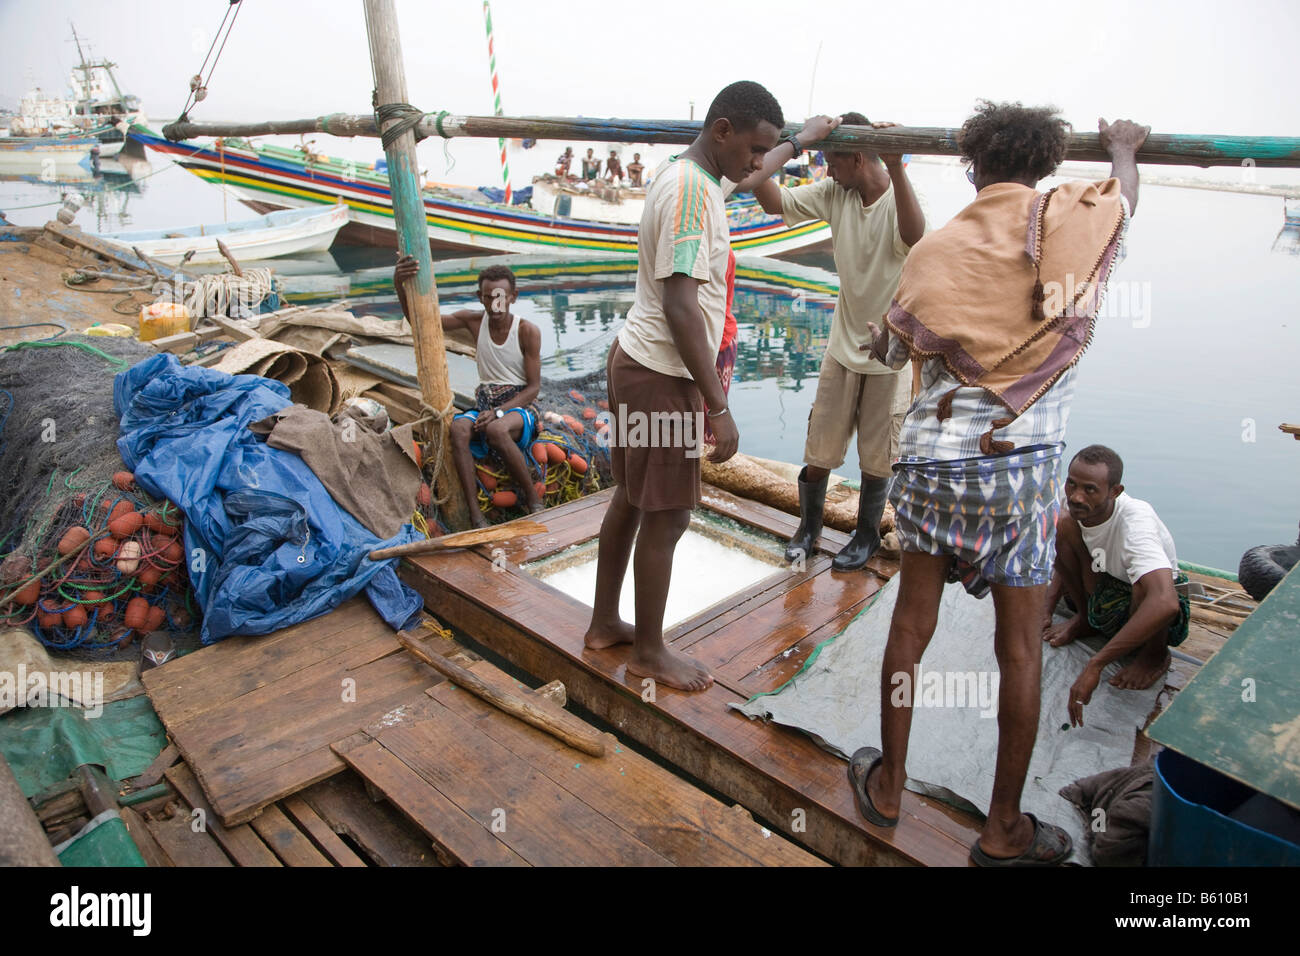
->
[[368, 519, 548, 561]]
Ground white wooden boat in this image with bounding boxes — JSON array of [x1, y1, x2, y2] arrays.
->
[[96, 204, 349, 265], [0, 136, 98, 175]]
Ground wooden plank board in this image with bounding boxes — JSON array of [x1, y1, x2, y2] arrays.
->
[[132, 743, 180, 788], [119, 806, 172, 868], [400, 544, 979, 867], [164, 763, 281, 867], [281, 796, 367, 867], [332, 733, 528, 867], [363, 701, 673, 866], [298, 773, 440, 867], [1148, 566, 1300, 810], [428, 663, 825, 866], [144, 600, 446, 827], [248, 804, 333, 867], [144, 810, 234, 867]]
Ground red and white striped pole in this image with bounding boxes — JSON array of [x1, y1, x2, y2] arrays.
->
[[482, 0, 512, 205]]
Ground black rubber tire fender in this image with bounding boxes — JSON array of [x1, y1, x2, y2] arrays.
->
[[1238, 543, 1300, 602]]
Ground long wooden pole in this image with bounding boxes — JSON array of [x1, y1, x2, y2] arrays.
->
[[363, 0, 470, 531], [397, 631, 606, 757], [162, 113, 1300, 168]]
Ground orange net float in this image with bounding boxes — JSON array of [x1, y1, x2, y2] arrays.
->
[[568, 389, 586, 404], [57, 526, 91, 556], [123, 596, 150, 631], [582, 407, 597, 420], [107, 511, 144, 537], [111, 471, 135, 490]]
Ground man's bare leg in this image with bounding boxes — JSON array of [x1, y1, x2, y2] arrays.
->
[[978, 582, 1048, 858], [625, 507, 713, 692], [865, 551, 951, 819], [1043, 512, 1097, 647], [583, 486, 640, 649], [485, 414, 544, 512], [450, 417, 488, 529], [1109, 584, 1174, 690]]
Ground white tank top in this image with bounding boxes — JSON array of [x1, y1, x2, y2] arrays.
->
[[475, 314, 527, 386]]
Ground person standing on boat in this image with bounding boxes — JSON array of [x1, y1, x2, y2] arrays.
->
[[582, 148, 602, 181], [850, 103, 1149, 866], [627, 153, 645, 188], [393, 258, 544, 528], [1043, 445, 1189, 712], [737, 111, 926, 572], [582, 80, 784, 692]]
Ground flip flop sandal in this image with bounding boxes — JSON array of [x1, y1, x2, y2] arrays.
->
[[847, 747, 899, 828], [141, 632, 176, 671], [969, 813, 1073, 867]]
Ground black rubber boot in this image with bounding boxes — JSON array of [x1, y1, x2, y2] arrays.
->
[[832, 475, 892, 571], [784, 466, 828, 564]]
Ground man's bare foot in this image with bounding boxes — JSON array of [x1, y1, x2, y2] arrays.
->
[[864, 758, 902, 820], [583, 619, 635, 650], [1043, 614, 1090, 647], [530, 501, 547, 514], [1110, 645, 1171, 690], [976, 812, 1036, 859], [626, 645, 713, 692]]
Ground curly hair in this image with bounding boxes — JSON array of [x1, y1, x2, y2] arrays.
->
[[958, 100, 1070, 182], [703, 80, 784, 134], [1072, 444, 1124, 486], [477, 264, 516, 292]]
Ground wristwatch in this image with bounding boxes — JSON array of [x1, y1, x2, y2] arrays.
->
[[784, 135, 804, 159], [494, 408, 505, 419]]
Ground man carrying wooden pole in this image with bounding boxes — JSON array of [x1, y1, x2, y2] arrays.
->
[[363, 0, 471, 530]]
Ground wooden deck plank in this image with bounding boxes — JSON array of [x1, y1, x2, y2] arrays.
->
[[298, 773, 440, 867], [427, 663, 825, 866], [144, 811, 234, 867], [369, 702, 673, 866], [332, 734, 528, 867], [248, 804, 333, 867], [400, 541, 979, 867], [280, 796, 369, 867], [164, 763, 282, 867], [146, 602, 445, 827]]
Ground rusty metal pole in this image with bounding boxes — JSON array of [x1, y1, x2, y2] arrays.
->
[[363, 0, 471, 530]]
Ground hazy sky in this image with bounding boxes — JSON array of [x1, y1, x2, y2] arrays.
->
[[3, 0, 1298, 182]]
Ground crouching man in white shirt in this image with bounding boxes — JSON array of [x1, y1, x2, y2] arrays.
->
[[1043, 444, 1190, 725]]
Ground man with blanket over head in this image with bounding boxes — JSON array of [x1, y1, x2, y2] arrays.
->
[[847, 101, 1149, 866]]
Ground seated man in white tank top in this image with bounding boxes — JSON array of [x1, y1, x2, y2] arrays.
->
[[395, 258, 543, 527]]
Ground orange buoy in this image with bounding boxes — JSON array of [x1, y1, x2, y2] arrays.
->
[[57, 526, 91, 556], [530, 442, 548, 464], [161, 540, 184, 564], [582, 407, 597, 420], [63, 605, 88, 629], [83, 590, 107, 608], [476, 468, 498, 491], [597, 399, 609, 410], [108, 511, 144, 537], [490, 490, 517, 509], [111, 471, 135, 490], [568, 389, 585, 404], [417, 482, 431, 508], [568, 453, 589, 475], [145, 605, 167, 633], [38, 611, 62, 629], [10, 580, 40, 606], [534, 481, 547, 500], [94, 538, 118, 559], [546, 443, 567, 465], [138, 567, 163, 589], [109, 500, 134, 523], [124, 596, 149, 631]]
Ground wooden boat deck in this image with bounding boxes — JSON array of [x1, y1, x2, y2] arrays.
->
[[401, 485, 984, 866], [400, 484, 1239, 867]]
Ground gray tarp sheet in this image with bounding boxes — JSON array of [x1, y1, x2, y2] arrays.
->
[[734, 576, 1162, 865]]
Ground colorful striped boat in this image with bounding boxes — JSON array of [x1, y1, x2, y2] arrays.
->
[[129, 128, 831, 258]]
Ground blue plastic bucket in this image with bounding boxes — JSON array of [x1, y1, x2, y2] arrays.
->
[[1150, 748, 1300, 866]]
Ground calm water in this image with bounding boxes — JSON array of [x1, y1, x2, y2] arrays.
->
[[4, 152, 1296, 571]]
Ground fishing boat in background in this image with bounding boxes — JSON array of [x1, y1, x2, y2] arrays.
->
[[96, 203, 349, 266], [0, 135, 100, 175], [1273, 197, 1300, 255], [129, 128, 831, 258]]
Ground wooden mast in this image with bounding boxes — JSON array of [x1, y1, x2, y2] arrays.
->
[[363, 0, 470, 531]]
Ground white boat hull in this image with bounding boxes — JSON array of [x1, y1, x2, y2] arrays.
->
[[96, 204, 349, 265]]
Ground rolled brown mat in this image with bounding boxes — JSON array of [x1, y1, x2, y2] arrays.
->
[[0, 753, 60, 866]]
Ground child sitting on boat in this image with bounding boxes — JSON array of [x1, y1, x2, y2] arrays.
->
[[394, 256, 544, 527]]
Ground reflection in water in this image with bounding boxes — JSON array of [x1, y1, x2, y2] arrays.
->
[[0, 152, 150, 231]]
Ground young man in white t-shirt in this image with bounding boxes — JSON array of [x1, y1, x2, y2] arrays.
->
[[581, 81, 783, 692], [1044, 445, 1189, 723]]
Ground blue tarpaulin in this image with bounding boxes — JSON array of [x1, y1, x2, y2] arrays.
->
[[114, 354, 423, 644]]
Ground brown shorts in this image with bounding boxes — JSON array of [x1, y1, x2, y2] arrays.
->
[[606, 339, 704, 512], [803, 354, 909, 478]]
